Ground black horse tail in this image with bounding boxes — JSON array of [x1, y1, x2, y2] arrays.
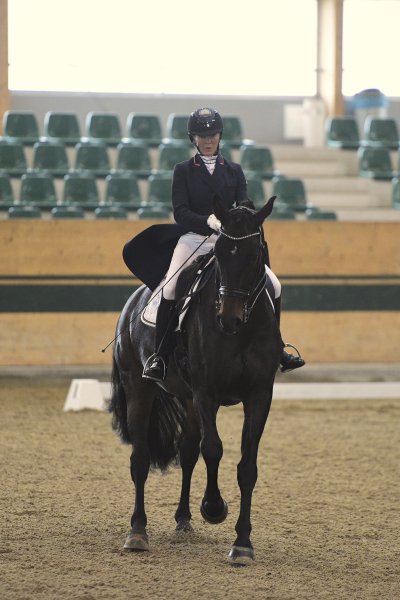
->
[[109, 354, 187, 472], [109, 353, 130, 444], [148, 389, 186, 472]]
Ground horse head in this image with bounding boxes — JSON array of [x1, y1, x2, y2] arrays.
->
[[213, 196, 276, 334]]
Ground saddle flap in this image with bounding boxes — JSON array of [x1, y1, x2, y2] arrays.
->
[[141, 254, 215, 328]]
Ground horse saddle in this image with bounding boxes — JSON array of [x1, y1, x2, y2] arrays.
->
[[141, 253, 216, 329]]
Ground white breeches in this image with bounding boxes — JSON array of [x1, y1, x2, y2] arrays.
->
[[162, 232, 281, 301]]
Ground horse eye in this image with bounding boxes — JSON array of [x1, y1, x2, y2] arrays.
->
[[230, 245, 238, 256]]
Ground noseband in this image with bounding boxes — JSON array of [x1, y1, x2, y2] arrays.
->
[[216, 228, 267, 324]]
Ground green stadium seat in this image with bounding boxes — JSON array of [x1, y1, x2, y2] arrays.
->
[[19, 171, 58, 208], [245, 174, 265, 208], [305, 207, 337, 220], [325, 117, 360, 149], [146, 173, 173, 205], [164, 114, 191, 144], [8, 205, 42, 219], [137, 205, 171, 219], [0, 171, 15, 208], [157, 142, 191, 172], [85, 112, 122, 146], [240, 145, 278, 179], [219, 142, 232, 161], [363, 117, 399, 150], [0, 139, 28, 176], [63, 171, 100, 209], [105, 172, 142, 208], [392, 177, 400, 209], [74, 141, 111, 176], [271, 177, 312, 212], [357, 146, 395, 180], [94, 205, 128, 219], [43, 112, 81, 146], [51, 205, 85, 219], [3, 111, 40, 145], [32, 141, 70, 177], [221, 116, 244, 148], [125, 113, 162, 147], [116, 142, 152, 177]]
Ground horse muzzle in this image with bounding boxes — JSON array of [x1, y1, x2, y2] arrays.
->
[[216, 292, 248, 334]]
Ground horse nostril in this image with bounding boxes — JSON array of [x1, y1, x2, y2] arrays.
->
[[217, 315, 242, 334]]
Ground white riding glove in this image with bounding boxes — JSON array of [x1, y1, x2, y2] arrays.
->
[[207, 214, 222, 232]]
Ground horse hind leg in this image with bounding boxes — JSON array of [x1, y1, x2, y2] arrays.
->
[[121, 373, 154, 552], [175, 400, 201, 533]]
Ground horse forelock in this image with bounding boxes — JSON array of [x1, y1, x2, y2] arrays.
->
[[223, 205, 258, 237]]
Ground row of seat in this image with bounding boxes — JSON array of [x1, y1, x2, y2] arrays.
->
[[326, 116, 400, 150], [2, 110, 249, 149], [0, 170, 171, 209], [0, 167, 341, 220], [6, 204, 171, 220], [0, 137, 281, 179]]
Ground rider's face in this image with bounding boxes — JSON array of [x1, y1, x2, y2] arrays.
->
[[194, 133, 220, 156]]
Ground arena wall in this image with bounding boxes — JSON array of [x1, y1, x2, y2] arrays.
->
[[0, 220, 399, 366]]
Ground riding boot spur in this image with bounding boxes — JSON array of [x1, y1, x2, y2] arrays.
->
[[273, 296, 306, 373], [142, 296, 177, 382]]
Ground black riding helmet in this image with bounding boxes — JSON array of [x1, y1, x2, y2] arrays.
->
[[187, 108, 223, 142]]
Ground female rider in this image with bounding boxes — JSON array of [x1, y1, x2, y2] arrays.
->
[[142, 107, 305, 382]]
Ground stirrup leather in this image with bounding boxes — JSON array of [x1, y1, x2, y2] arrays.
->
[[142, 353, 167, 381]]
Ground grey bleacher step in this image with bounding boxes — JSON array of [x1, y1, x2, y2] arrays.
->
[[275, 160, 352, 177], [333, 208, 400, 221], [309, 191, 391, 208], [303, 176, 370, 193]]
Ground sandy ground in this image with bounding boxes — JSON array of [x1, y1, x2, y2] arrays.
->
[[1, 377, 399, 600]]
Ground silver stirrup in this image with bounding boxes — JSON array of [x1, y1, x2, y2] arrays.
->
[[283, 342, 303, 359]]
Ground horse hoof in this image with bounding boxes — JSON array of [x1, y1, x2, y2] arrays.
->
[[227, 545, 255, 566], [123, 530, 149, 552], [175, 519, 194, 533], [200, 498, 228, 524]]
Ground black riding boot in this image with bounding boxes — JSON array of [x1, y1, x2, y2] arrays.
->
[[274, 296, 306, 373], [142, 297, 177, 382]]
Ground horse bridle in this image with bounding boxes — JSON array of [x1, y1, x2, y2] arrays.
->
[[216, 227, 267, 324]]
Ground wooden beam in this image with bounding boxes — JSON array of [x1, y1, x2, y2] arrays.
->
[[317, 0, 344, 117], [0, 0, 9, 131]]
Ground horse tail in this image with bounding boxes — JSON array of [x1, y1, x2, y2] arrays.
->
[[109, 353, 131, 444], [109, 354, 187, 471], [148, 389, 187, 472]]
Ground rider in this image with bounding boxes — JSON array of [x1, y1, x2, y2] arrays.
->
[[142, 107, 305, 382]]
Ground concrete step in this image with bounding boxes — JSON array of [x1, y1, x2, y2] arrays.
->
[[308, 192, 375, 208], [303, 176, 370, 193], [333, 207, 400, 221]]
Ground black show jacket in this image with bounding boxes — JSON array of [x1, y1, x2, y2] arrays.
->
[[172, 153, 248, 235]]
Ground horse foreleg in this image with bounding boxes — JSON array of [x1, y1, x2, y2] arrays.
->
[[175, 400, 201, 533], [195, 395, 228, 525], [228, 392, 272, 565]]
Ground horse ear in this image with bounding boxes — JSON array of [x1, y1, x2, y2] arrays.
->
[[213, 195, 229, 223], [254, 196, 277, 226]]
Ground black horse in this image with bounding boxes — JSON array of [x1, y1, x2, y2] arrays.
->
[[109, 196, 283, 565]]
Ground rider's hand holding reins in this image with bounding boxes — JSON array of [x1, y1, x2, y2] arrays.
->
[[207, 214, 222, 232]]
